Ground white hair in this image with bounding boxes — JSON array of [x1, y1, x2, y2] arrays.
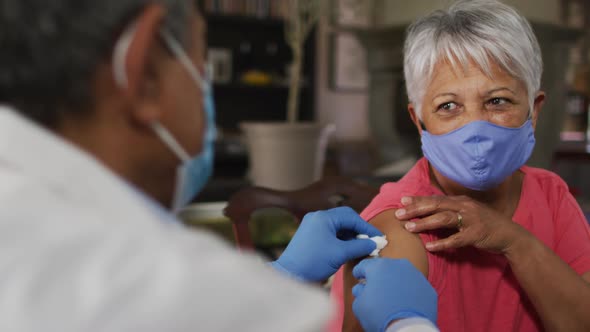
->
[[403, 0, 543, 118]]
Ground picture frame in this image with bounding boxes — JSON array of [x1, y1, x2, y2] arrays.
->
[[208, 48, 233, 84], [329, 32, 369, 92]]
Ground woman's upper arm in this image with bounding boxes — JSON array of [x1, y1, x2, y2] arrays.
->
[[370, 210, 429, 275], [554, 191, 590, 276], [341, 209, 429, 332]]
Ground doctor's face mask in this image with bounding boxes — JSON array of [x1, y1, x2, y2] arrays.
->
[[113, 26, 216, 211]]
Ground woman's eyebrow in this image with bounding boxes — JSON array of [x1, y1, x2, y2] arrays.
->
[[432, 92, 457, 100], [485, 87, 516, 96]]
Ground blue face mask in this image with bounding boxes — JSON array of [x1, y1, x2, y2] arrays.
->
[[177, 88, 216, 208], [150, 31, 216, 211], [421, 119, 535, 191], [166, 87, 216, 211]]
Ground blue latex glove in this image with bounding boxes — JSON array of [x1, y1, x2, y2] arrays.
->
[[271, 207, 382, 282], [352, 258, 438, 332]]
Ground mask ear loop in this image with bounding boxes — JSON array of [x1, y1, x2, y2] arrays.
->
[[419, 121, 427, 132], [113, 23, 138, 89], [151, 122, 191, 162]]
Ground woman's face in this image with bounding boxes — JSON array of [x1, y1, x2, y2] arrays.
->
[[410, 59, 544, 135]]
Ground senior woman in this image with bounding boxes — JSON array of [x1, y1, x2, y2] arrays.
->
[[328, 1, 590, 332]]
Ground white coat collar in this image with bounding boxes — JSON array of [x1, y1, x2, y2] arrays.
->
[[0, 106, 176, 226]]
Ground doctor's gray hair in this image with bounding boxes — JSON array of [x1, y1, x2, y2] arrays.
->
[[0, 0, 194, 127], [403, 0, 543, 118]]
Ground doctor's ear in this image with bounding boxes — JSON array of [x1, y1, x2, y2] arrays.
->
[[408, 104, 423, 135], [112, 4, 168, 125]]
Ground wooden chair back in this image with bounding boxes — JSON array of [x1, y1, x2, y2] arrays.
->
[[224, 176, 379, 249]]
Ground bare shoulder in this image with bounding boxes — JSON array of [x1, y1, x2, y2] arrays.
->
[[341, 209, 429, 332], [369, 209, 429, 276]]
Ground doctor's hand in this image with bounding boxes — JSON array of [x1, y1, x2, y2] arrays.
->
[[271, 207, 382, 282], [352, 258, 438, 332]]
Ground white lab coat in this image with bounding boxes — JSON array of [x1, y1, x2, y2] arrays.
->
[[0, 107, 331, 332]]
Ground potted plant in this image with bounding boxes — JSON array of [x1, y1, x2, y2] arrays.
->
[[241, 0, 334, 190]]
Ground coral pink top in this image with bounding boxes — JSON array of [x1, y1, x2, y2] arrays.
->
[[328, 158, 590, 332]]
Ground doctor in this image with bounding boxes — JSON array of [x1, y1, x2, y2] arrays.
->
[[0, 0, 437, 331]]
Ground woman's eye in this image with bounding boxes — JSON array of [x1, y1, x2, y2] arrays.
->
[[437, 102, 459, 112], [487, 97, 510, 106]]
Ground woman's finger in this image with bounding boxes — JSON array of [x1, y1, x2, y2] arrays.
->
[[404, 211, 461, 233], [424, 232, 470, 252], [395, 196, 463, 220]]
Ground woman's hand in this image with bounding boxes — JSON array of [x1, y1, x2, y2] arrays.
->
[[395, 195, 529, 253]]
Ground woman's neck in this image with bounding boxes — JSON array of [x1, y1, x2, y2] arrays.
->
[[429, 165, 524, 216]]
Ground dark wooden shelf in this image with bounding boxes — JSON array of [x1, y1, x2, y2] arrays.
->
[[553, 140, 590, 162], [206, 14, 284, 28], [213, 82, 308, 91], [215, 82, 285, 89]]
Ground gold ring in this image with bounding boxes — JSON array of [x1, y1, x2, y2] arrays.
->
[[457, 213, 464, 229]]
